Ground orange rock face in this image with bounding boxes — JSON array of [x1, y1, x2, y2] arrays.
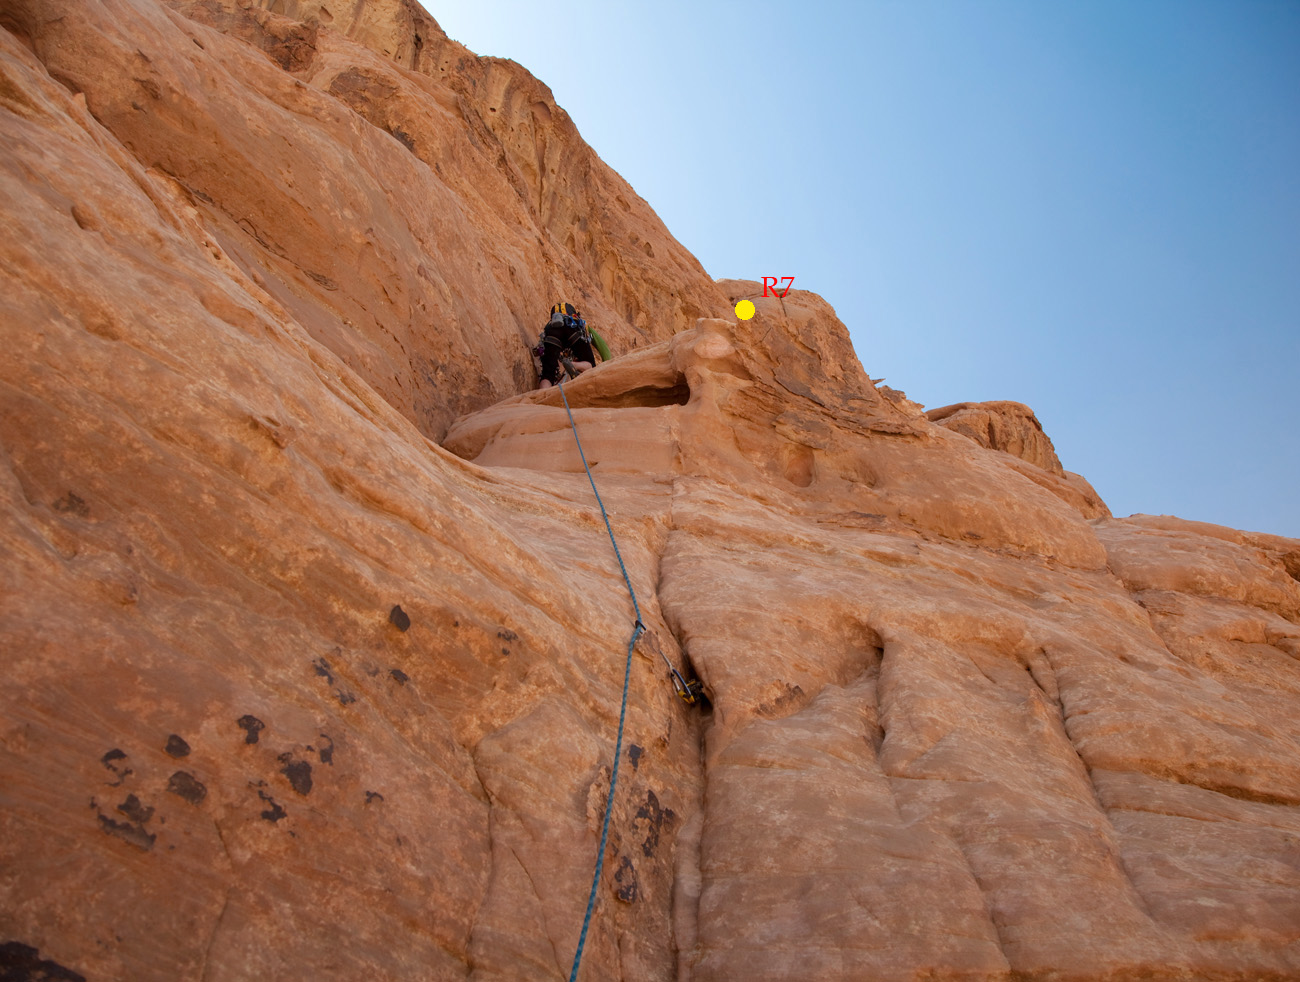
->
[[926, 400, 1111, 521], [2, 2, 1299, 981]]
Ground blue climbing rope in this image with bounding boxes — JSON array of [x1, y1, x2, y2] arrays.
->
[[558, 378, 644, 982]]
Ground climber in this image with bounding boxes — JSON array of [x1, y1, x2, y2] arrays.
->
[[536, 301, 607, 388]]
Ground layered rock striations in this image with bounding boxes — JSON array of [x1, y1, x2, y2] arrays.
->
[[2, 2, 1299, 981]]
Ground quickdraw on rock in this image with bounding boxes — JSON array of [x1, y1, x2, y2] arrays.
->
[[672, 670, 705, 706], [646, 640, 704, 706]]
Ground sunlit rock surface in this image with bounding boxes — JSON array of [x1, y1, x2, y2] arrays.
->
[[2, 1, 1299, 980]]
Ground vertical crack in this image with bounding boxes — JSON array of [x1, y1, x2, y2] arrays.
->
[[199, 890, 232, 982], [875, 639, 1012, 971], [509, 844, 565, 980], [1037, 644, 1159, 922], [653, 483, 709, 980]]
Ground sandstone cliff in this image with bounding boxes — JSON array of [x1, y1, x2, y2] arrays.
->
[[2, 2, 1299, 981]]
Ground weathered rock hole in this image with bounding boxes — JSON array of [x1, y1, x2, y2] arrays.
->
[[562, 374, 690, 410], [784, 445, 815, 488]]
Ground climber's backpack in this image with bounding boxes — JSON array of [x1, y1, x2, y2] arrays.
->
[[532, 302, 610, 364], [547, 302, 586, 341]]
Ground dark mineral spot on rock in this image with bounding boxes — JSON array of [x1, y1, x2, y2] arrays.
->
[[0, 941, 87, 981], [628, 744, 643, 771], [117, 793, 153, 825], [167, 771, 207, 805], [389, 605, 411, 632], [365, 790, 384, 805], [52, 492, 90, 518], [305, 269, 337, 290], [389, 127, 415, 152], [236, 715, 264, 744], [634, 789, 676, 858], [257, 790, 287, 822], [317, 734, 334, 765], [613, 856, 639, 904], [95, 795, 157, 851], [389, 668, 409, 685], [164, 734, 191, 758], [278, 755, 313, 795], [497, 628, 518, 643], [311, 656, 356, 704], [97, 813, 156, 850], [99, 748, 132, 786]]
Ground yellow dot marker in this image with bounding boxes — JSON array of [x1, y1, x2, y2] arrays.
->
[[734, 300, 755, 320]]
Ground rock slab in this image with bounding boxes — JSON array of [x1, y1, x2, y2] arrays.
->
[[2, 2, 1299, 980]]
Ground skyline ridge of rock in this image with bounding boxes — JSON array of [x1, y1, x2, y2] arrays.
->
[[2, 1, 1298, 980]]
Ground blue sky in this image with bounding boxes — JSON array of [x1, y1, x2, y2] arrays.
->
[[433, 1, 1299, 538]]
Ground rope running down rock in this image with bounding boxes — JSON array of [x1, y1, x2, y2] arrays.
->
[[557, 378, 645, 982]]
